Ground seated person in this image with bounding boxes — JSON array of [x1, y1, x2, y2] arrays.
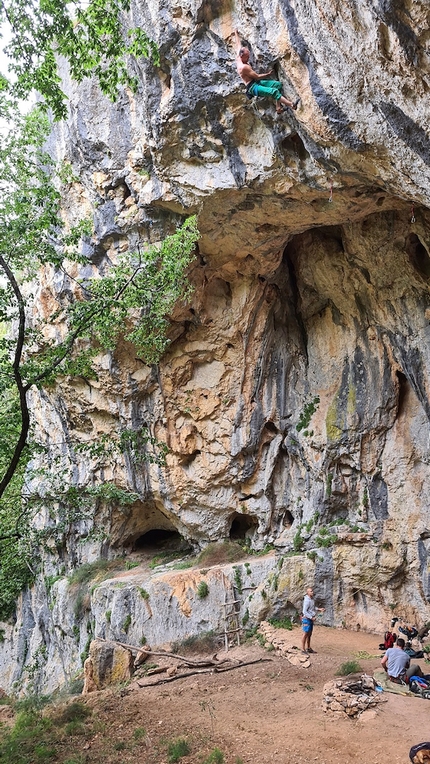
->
[[381, 637, 424, 683]]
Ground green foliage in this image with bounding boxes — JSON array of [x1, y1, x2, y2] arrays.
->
[[0, 100, 198, 618], [202, 749, 224, 764], [149, 547, 191, 569], [315, 533, 337, 548], [232, 565, 243, 595], [125, 560, 139, 570], [133, 726, 146, 740], [2, 0, 159, 120], [68, 559, 118, 586], [63, 216, 198, 367], [138, 588, 150, 600], [326, 473, 334, 497], [293, 525, 305, 553], [196, 580, 209, 599], [335, 660, 362, 676], [167, 737, 190, 763], [296, 396, 320, 432], [122, 614, 132, 633], [0, 696, 90, 762], [267, 616, 293, 630], [238, 538, 275, 556], [171, 631, 218, 655], [56, 702, 91, 725], [105, 610, 111, 623]]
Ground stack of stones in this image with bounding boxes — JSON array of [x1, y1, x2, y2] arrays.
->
[[322, 676, 385, 718], [258, 621, 311, 667]]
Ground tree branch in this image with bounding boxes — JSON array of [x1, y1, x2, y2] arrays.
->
[[0, 254, 30, 502]]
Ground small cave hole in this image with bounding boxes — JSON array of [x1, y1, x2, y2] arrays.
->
[[281, 132, 309, 161], [396, 370, 409, 418], [179, 450, 201, 467], [133, 528, 183, 552], [263, 420, 278, 435], [283, 510, 294, 528], [406, 233, 430, 278], [229, 513, 258, 541]]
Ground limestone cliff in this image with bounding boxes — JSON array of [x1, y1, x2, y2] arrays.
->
[[2, 0, 430, 693]]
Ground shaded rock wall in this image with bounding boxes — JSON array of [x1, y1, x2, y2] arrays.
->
[[1, 0, 430, 692]]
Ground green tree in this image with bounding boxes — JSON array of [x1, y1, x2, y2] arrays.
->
[[1, 0, 159, 119], [0, 103, 198, 619]]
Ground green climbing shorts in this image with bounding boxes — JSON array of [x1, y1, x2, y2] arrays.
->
[[247, 80, 283, 101]]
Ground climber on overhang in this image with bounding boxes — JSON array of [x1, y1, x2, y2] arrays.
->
[[234, 30, 300, 114]]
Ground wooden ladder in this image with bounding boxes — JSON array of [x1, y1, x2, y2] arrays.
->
[[222, 573, 242, 651]]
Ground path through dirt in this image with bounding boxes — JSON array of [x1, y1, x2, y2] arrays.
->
[[75, 625, 430, 764]]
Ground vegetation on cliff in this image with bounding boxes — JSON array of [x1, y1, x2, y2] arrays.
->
[[0, 103, 198, 619], [1, 0, 159, 119]]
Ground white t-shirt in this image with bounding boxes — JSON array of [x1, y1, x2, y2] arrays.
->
[[303, 594, 316, 619]]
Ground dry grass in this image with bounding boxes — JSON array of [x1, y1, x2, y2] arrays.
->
[[197, 541, 245, 568]]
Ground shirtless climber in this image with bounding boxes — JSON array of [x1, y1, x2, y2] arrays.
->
[[234, 30, 300, 114]]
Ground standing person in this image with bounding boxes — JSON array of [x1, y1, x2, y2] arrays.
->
[[234, 30, 300, 114], [381, 637, 424, 683], [301, 586, 324, 654]]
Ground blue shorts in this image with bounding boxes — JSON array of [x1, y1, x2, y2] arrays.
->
[[302, 617, 314, 634]]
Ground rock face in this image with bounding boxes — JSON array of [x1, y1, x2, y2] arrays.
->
[[2, 0, 430, 693]]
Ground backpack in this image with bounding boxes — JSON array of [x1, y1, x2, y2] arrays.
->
[[384, 631, 396, 648], [409, 677, 430, 698], [399, 625, 418, 640]]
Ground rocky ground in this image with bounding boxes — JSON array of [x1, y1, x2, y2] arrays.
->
[[2, 625, 429, 764]]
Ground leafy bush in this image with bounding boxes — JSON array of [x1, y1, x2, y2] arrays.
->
[[335, 660, 362, 676], [268, 616, 293, 630], [167, 737, 190, 762], [202, 748, 224, 763], [171, 631, 219, 655], [196, 581, 209, 599]]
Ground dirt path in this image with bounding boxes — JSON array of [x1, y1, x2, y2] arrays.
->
[[75, 626, 430, 764]]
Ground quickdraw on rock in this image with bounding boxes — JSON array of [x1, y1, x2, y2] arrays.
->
[[328, 179, 333, 203], [411, 206, 416, 223]]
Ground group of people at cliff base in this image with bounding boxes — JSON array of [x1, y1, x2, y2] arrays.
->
[[300, 587, 430, 687], [299, 588, 430, 762]]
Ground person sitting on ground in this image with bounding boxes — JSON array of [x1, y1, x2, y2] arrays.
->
[[301, 586, 325, 654], [381, 637, 424, 683], [234, 30, 300, 114]]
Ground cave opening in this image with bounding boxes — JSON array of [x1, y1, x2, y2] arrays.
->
[[283, 510, 294, 527], [133, 528, 183, 552], [396, 370, 409, 418], [229, 512, 258, 540], [406, 233, 430, 278]]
